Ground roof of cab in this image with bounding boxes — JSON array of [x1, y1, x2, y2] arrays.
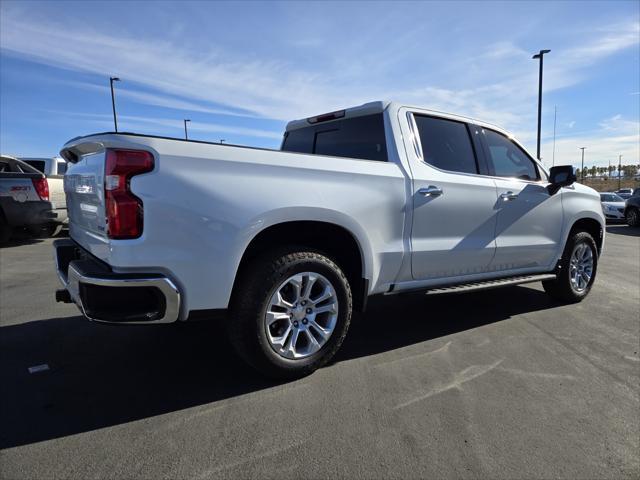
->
[[285, 101, 390, 131], [285, 100, 506, 135]]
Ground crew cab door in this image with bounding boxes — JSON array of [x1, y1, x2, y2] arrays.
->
[[478, 128, 563, 270], [404, 112, 498, 280]]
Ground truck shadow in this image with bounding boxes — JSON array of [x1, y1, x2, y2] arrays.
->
[[1, 285, 557, 448], [606, 225, 640, 237]]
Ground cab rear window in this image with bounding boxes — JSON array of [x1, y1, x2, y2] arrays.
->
[[282, 113, 388, 162], [24, 160, 46, 173]]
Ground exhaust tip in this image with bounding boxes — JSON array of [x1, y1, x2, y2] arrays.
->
[[55, 289, 72, 303]]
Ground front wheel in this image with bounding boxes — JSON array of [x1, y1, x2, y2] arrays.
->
[[228, 249, 352, 379], [543, 231, 598, 303]]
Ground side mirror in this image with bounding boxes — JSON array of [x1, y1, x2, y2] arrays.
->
[[548, 165, 576, 194]]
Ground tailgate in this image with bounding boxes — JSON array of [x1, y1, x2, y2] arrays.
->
[[64, 151, 108, 245], [0, 174, 44, 203], [48, 177, 67, 209]]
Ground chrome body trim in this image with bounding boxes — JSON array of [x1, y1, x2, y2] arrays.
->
[[54, 239, 181, 324]]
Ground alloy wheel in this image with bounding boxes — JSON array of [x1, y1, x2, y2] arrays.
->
[[265, 272, 339, 360], [569, 242, 594, 293]]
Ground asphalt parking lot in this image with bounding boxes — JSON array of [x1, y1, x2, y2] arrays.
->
[[1, 227, 638, 479]]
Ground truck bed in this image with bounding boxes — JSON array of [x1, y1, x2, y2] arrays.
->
[[60, 132, 409, 316]]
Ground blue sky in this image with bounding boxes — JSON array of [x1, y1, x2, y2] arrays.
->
[[1, 0, 638, 168]]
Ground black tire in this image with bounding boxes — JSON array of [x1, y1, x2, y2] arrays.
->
[[543, 231, 598, 303], [626, 207, 640, 227], [0, 221, 12, 245], [228, 248, 352, 379]]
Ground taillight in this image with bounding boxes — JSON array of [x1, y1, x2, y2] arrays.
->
[[104, 149, 154, 239], [32, 177, 49, 201]]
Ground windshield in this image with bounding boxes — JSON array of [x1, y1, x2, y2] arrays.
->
[[600, 193, 623, 202]]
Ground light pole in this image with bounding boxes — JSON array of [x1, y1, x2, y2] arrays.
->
[[109, 76, 120, 132], [552, 105, 557, 167], [532, 49, 551, 160], [618, 154, 623, 190], [220, 139, 226, 144], [579, 147, 586, 182], [184, 119, 191, 140]]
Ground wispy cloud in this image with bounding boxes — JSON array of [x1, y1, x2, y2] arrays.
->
[[543, 115, 639, 167], [598, 114, 638, 132], [2, 8, 637, 130], [65, 80, 261, 119], [0, 10, 339, 120], [52, 111, 282, 141], [0, 4, 637, 162]]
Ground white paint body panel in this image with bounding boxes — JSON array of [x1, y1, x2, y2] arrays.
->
[[21, 156, 68, 220], [61, 102, 605, 319], [409, 156, 499, 279], [491, 178, 564, 271]]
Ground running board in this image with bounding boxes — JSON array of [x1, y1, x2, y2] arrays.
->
[[425, 273, 556, 295]]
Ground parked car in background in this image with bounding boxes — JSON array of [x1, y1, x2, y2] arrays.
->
[[54, 101, 605, 378], [599, 192, 626, 223], [616, 188, 634, 200], [624, 193, 640, 227], [22, 157, 68, 176], [0, 155, 64, 243], [21, 157, 68, 234]]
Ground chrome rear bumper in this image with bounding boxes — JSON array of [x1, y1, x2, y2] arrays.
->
[[53, 238, 181, 324]]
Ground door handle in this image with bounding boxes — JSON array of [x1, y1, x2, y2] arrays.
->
[[500, 191, 518, 201], [418, 186, 443, 197]]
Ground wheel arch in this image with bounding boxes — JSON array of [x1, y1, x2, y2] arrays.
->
[[233, 219, 371, 311], [566, 215, 604, 255]]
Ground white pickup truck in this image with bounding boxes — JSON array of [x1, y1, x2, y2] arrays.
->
[[21, 157, 69, 236], [54, 101, 605, 378]]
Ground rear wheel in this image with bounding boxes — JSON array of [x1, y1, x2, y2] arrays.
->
[[228, 248, 352, 379], [626, 207, 640, 227], [543, 231, 598, 303]]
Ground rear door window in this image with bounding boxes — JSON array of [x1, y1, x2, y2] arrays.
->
[[413, 115, 479, 174], [282, 113, 387, 161]]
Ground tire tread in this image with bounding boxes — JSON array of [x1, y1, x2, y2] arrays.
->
[[543, 231, 598, 303], [228, 248, 352, 379]]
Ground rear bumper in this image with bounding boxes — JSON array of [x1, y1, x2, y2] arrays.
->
[[0, 198, 60, 226], [53, 238, 181, 324]]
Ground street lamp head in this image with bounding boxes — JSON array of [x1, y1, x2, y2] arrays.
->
[[532, 49, 551, 59], [110, 77, 120, 82], [184, 119, 191, 123]]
